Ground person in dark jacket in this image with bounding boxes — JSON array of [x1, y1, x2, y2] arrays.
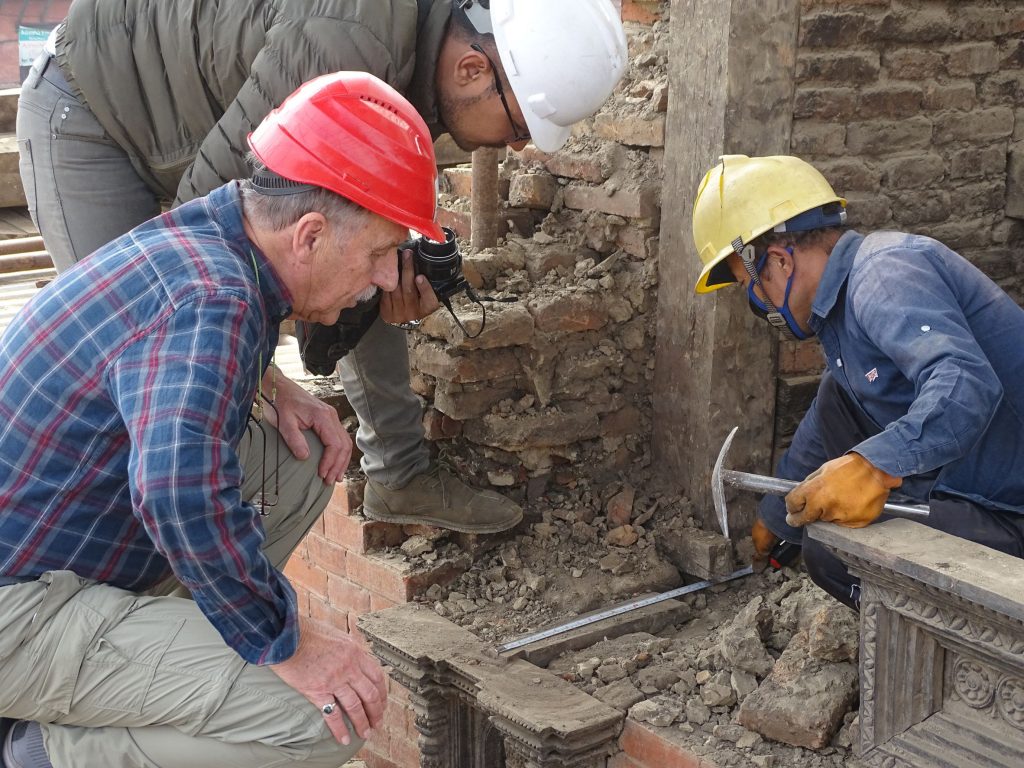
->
[[690, 154, 1024, 610], [17, 0, 629, 537]]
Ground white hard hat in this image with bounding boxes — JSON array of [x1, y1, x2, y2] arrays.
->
[[460, 0, 629, 152]]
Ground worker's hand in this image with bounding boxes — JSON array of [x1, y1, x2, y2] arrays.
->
[[270, 616, 388, 746], [751, 518, 778, 560], [262, 368, 352, 484], [785, 453, 901, 529], [379, 248, 441, 325]]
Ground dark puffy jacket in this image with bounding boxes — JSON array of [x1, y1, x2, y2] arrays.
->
[[55, 0, 450, 202]]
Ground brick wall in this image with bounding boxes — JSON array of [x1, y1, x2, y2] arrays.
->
[[407, 1, 667, 496], [283, 483, 473, 768], [0, 1, 71, 88], [772, 0, 1024, 455]]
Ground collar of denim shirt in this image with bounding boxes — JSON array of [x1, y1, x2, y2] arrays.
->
[[809, 230, 864, 334]]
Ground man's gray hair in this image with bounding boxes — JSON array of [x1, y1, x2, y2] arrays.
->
[[239, 154, 371, 233]]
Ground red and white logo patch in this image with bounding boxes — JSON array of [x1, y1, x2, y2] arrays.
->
[[865, 368, 879, 383]]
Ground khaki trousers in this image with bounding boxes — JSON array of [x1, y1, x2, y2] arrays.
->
[[0, 424, 359, 768]]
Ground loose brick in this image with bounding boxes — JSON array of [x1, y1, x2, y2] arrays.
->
[[619, 720, 717, 768], [344, 550, 471, 604], [324, 509, 405, 554], [778, 339, 824, 375], [304, 533, 348, 574], [944, 41, 1001, 76], [420, 301, 535, 350], [308, 595, 350, 633], [932, 106, 1014, 144], [465, 409, 601, 450], [950, 179, 1006, 214], [437, 206, 471, 239], [799, 12, 875, 48], [844, 192, 892, 229], [410, 341, 522, 383], [815, 158, 880, 193], [790, 121, 847, 155], [921, 82, 977, 112], [434, 379, 516, 420], [883, 48, 945, 80], [519, 146, 609, 183], [524, 243, 578, 281], [283, 554, 328, 599], [528, 291, 609, 333], [856, 85, 924, 119], [891, 189, 951, 225], [796, 51, 880, 83], [793, 87, 858, 120], [592, 113, 666, 147], [958, 6, 1024, 39], [327, 573, 371, 614], [949, 145, 1007, 179], [441, 165, 472, 198], [877, 8, 953, 44], [422, 407, 463, 440], [621, 0, 663, 24], [978, 71, 1024, 106], [508, 171, 558, 210], [880, 153, 945, 188], [563, 183, 659, 219], [615, 223, 658, 259], [845, 117, 933, 154]]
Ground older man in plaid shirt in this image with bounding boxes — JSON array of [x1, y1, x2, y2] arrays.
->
[[0, 73, 442, 768]]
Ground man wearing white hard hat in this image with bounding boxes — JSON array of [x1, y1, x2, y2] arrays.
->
[[18, 0, 629, 537]]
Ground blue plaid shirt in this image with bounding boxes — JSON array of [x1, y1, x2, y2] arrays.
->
[[0, 183, 299, 665]]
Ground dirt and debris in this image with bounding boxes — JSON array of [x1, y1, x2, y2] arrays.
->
[[378, 464, 867, 768]]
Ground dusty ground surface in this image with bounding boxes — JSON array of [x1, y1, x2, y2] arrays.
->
[[368, 466, 868, 768]]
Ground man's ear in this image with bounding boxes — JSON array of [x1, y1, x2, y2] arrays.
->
[[453, 46, 489, 87], [767, 243, 796, 278], [292, 212, 327, 265]]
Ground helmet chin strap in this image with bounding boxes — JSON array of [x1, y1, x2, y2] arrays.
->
[[734, 241, 813, 341]]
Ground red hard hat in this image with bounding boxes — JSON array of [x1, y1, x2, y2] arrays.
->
[[248, 72, 443, 242]]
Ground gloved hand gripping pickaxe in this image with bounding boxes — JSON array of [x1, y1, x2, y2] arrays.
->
[[711, 426, 929, 568]]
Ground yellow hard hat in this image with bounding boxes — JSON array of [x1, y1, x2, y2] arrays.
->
[[692, 155, 846, 293]]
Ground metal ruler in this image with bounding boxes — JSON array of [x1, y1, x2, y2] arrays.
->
[[496, 565, 754, 654]]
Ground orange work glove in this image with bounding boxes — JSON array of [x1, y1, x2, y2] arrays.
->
[[751, 518, 778, 559], [785, 453, 902, 529]]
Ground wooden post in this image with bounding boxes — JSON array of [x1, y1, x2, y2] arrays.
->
[[470, 148, 502, 251], [653, 0, 801, 534]]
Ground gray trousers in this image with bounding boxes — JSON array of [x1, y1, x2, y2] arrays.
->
[[0, 424, 361, 768], [17, 53, 430, 489]]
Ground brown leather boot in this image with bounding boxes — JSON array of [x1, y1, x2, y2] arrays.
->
[[362, 466, 523, 534]]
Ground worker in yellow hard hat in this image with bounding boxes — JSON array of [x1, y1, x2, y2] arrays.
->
[[691, 154, 1024, 610]]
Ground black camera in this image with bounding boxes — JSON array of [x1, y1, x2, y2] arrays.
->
[[399, 227, 469, 302], [296, 226, 513, 375]]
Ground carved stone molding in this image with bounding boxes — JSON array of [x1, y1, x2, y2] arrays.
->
[[810, 520, 1024, 768], [359, 604, 623, 768]]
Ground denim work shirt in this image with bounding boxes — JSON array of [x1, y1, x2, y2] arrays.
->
[[763, 230, 1024, 539], [0, 183, 297, 665]]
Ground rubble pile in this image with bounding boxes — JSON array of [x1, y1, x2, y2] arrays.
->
[[379, 468, 864, 768]]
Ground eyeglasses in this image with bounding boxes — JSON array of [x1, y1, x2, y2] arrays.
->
[[470, 44, 530, 144]]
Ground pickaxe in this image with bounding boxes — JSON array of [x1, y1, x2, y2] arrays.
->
[[711, 426, 930, 540]]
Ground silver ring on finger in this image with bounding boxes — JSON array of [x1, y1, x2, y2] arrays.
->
[[321, 701, 337, 716]]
